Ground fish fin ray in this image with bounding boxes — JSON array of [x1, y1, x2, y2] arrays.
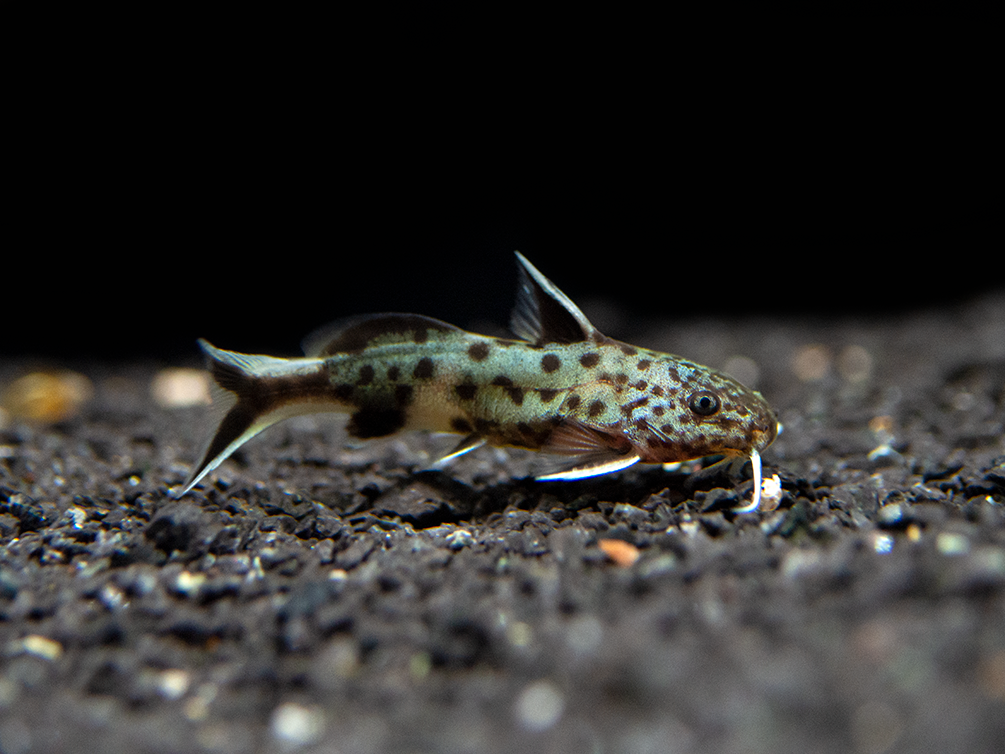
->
[[175, 341, 328, 497], [431, 433, 487, 467], [532, 418, 639, 480], [510, 252, 596, 345], [543, 419, 633, 456], [535, 451, 642, 481]]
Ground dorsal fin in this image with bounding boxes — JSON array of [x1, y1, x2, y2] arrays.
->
[[510, 252, 596, 345], [302, 314, 464, 356]]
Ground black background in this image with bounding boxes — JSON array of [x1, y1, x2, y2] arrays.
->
[[3, 33, 997, 362]]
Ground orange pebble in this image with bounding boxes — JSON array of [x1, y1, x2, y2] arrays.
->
[[598, 538, 640, 567]]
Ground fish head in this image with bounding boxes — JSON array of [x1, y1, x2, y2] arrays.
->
[[627, 358, 777, 463]]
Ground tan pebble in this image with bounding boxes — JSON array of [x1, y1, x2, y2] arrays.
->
[[1, 371, 93, 423], [598, 538, 640, 567]]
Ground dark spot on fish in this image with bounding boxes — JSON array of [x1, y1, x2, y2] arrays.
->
[[652, 405, 665, 417], [660, 423, 674, 434], [580, 352, 600, 368], [566, 394, 581, 410], [506, 386, 525, 405], [541, 354, 561, 373], [615, 373, 628, 385], [634, 381, 648, 391], [333, 383, 354, 401], [451, 417, 473, 433], [516, 422, 532, 436], [538, 388, 559, 403], [474, 418, 498, 434], [620, 344, 638, 356], [348, 407, 406, 438], [667, 365, 680, 382], [395, 384, 414, 406], [491, 375, 514, 387], [468, 342, 490, 361], [413, 329, 429, 344], [454, 383, 478, 401], [633, 417, 650, 430], [651, 385, 664, 397], [313, 314, 461, 356], [637, 359, 652, 370], [413, 357, 435, 380], [621, 396, 649, 415], [357, 364, 375, 386], [588, 400, 605, 418], [387, 365, 400, 381]]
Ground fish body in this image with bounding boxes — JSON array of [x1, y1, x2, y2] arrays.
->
[[179, 254, 777, 507]]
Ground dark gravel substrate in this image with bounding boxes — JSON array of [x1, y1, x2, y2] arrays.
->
[[2, 292, 1004, 754]]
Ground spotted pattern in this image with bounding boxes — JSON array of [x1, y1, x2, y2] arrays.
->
[[451, 417, 473, 433], [491, 375, 525, 405], [454, 383, 477, 400], [349, 407, 405, 438], [189, 260, 777, 495], [474, 418, 497, 434], [541, 354, 561, 373], [468, 342, 490, 361], [413, 357, 435, 379], [357, 364, 375, 386], [621, 396, 649, 415]]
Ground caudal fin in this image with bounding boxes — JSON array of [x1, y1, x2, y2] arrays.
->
[[175, 340, 328, 497]]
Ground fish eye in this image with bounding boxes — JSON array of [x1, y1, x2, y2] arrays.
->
[[688, 390, 720, 416]]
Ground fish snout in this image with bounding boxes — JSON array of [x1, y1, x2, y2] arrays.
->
[[753, 410, 779, 451]]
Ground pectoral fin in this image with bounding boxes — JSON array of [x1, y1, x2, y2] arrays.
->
[[534, 418, 640, 481]]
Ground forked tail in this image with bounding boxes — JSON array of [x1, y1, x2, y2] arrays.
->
[[175, 340, 329, 497]]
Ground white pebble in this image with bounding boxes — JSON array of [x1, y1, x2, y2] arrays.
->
[[271, 702, 325, 748], [515, 679, 565, 732]]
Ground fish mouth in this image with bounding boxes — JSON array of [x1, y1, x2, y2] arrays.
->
[[753, 415, 780, 452]]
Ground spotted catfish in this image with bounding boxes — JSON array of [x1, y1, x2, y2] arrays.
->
[[178, 253, 778, 509]]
